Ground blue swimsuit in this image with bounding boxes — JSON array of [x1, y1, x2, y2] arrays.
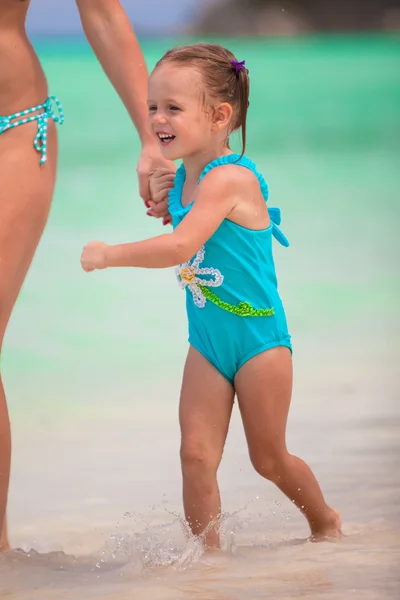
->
[[169, 153, 292, 385]]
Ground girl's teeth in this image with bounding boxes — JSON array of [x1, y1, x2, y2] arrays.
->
[[158, 134, 175, 144]]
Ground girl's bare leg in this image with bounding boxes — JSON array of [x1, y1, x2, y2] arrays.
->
[[0, 518, 9, 552], [0, 121, 58, 551], [235, 346, 342, 540], [179, 346, 235, 548]]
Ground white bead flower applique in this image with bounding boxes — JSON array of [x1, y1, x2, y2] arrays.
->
[[176, 246, 223, 308]]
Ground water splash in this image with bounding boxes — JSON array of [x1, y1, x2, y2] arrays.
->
[[93, 495, 293, 575], [97, 511, 205, 574]]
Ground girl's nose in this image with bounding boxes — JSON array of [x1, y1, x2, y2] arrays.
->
[[153, 111, 168, 125]]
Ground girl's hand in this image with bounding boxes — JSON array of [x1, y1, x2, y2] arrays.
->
[[147, 168, 175, 225], [137, 143, 175, 206], [149, 168, 175, 204], [81, 241, 109, 272]]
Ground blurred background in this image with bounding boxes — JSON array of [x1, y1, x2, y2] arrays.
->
[[2, 1, 399, 599], [25, 0, 400, 36]]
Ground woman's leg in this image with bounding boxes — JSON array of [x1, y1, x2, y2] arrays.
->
[[179, 346, 235, 548], [0, 121, 58, 551], [235, 347, 341, 540]]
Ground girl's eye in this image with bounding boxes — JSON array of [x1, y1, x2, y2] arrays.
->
[[169, 106, 180, 111], [148, 105, 157, 112]]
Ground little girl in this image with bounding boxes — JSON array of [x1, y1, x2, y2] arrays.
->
[[81, 43, 342, 548]]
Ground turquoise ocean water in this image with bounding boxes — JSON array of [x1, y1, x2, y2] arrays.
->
[[1, 35, 399, 600]]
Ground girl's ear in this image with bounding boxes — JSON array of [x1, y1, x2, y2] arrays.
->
[[211, 102, 233, 132]]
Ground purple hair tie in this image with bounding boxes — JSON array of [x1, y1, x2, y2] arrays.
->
[[231, 59, 248, 75]]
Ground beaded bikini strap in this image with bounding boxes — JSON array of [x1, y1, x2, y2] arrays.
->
[[0, 96, 65, 165]]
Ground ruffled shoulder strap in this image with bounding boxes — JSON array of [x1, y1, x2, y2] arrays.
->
[[199, 154, 289, 247]]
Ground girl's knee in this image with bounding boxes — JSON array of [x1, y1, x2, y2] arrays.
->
[[180, 441, 219, 477], [250, 450, 290, 482]]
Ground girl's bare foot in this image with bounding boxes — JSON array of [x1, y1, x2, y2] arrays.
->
[[309, 508, 342, 542]]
